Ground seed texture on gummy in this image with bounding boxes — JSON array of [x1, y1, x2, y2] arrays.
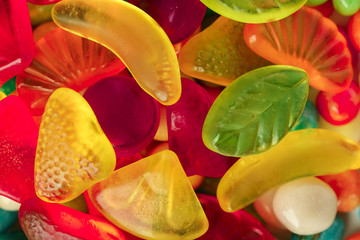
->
[[88, 150, 209, 240], [179, 16, 271, 87], [244, 7, 353, 94], [35, 88, 116, 203]]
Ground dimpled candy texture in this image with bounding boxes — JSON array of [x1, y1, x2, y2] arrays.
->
[[166, 78, 237, 177], [52, 0, 181, 105], [19, 197, 126, 240], [83, 76, 160, 158], [197, 194, 275, 240], [200, 0, 307, 23], [179, 16, 271, 86], [0, 0, 34, 84], [128, 0, 206, 44], [0, 96, 38, 203], [16, 28, 125, 116], [35, 88, 116, 203], [244, 7, 353, 94], [202, 65, 309, 157], [88, 150, 209, 240], [217, 129, 360, 212]]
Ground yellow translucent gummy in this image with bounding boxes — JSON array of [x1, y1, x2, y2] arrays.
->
[[88, 150, 209, 240], [35, 88, 116, 203], [217, 129, 360, 212], [52, 0, 181, 105]]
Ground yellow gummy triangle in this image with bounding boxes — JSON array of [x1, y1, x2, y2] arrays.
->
[[88, 150, 209, 240], [35, 88, 116, 203]]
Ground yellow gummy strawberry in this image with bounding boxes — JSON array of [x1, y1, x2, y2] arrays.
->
[[35, 88, 116, 203]]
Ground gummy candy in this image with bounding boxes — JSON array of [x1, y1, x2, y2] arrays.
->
[[52, 0, 182, 105], [202, 65, 309, 157], [88, 150, 209, 240], [0, 208, 18, 233], [166, 78, 237, 177], [333, 0, 360, 16], [306, 0, 328, 7], [200, 0, 307, 23], [291, 101, 318, 131], [28, 0, 61, 5], [27, 3, 54, 27], [128, 0, 206, 44], [244, 7, 353, 93], [35, 88, 116, 203], [0, 96, 37, 203], [19, 197, 126, 240], [179, 16, 271, 86], [32, 21, 58, 42], [217, 129, 360, 212], [348, 10, 360, 52], [0, 0, 34, 84], [17, 27, 125, 116]]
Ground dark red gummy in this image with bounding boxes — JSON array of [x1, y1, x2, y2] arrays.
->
[[128, 0, 206, 44], [0, 0, 34, 85], [197, 194, 275, 240], [166, 78, 237, 177], [0, 96, 37, 203], [83, 76, 160, 157]]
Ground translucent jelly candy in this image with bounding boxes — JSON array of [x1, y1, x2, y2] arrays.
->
[[291, 101, 319, 131], [27, 3, 54, 27], [318, 170, 360, 212], [316, 82, 360, 125], [202, 65, 309, 157], [128, 0, 206, 44], [217, 129, 360, 212], [52, 0, 181, 105], [88, 150, 209, 240], [272, 177, 337, 235], [244, 7, 353, 93], [197, 194, 275, 239], [349, 10, 360, 52], [333, 0, 360, 16], [0, 96, 37, 203], [200, 0, 307, 23], [166, 78, 237, 177], [179, 16, 271, 86], [17, 28, 125, 116], [0, 0, 34, 84], [19, 197, 126, 240], [84, 76, 160, 157], [35, 88, 116, 203]]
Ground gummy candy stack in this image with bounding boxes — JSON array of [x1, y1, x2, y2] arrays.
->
[[2, 0, 360, 239]]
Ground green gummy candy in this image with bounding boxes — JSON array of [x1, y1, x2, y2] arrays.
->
[[202, 65, 309, 157], [332, 0, 360, 16], [306, 0, 328, 7]]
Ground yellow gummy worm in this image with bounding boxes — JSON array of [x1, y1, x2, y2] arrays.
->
[[217, 129, 360, 212], [52, 0, 181, 105]]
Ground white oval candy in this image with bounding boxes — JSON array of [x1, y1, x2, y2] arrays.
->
[[0, 195, 21, 211]]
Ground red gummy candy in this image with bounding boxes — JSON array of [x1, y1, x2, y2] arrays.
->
[[0, 96, 37, 203], [166, 78, 237, 177], [0, 0, 34, 84], [20, 197, 127, 240], [349, 10, 360, 52], [27, 0, 61, 4], [311, 1, 334, 18], [197, 194, 275, 240]]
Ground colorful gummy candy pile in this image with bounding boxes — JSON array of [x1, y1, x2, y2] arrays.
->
[[3, 0, 360, 239]]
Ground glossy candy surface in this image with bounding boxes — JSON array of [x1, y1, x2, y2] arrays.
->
[[244, 7, 353, 93], [83, 76, 160, 157], [128, 0, 206, 44], [35, 88, 116, 203], [333, 0, 360, 16], [203, 65, 309, 157], [19, 197, 126, 240], [197, 194, 274, 239], [27, 3, 54, 26], [0, 96, 37, 203], [291, 100, 319, 131], [349, 10, 360, 52], [0, 0, 34, 84], [17, 27, 125, 116], [200, 0, 307, 23], [88, 150, 209, 240], [52, 0, 181, 105], [166, 78, 237, 177], [179, 16, 271, 86], [217, 129, 360, 212]]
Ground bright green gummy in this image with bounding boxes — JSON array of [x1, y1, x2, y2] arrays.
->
[[202, 65, 309, 157], [200, 0, 307, 23], [333, 0, 360, 16], [306, 0, 328, 7]]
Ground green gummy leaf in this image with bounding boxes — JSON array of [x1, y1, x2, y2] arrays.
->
[[202, 65, 309, 157]]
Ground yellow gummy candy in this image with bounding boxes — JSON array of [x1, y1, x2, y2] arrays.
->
[[88, 150, 209, 240], [217, 129, 360, 212], [52, 0, 181, 105], [35, 88, 116, 203]]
